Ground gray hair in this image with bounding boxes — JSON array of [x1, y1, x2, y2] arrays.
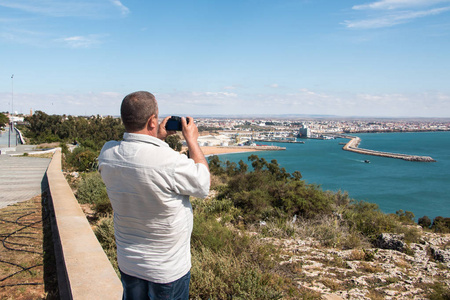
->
[[120, 91, 158, 132]]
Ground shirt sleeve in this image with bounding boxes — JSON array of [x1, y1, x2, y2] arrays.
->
[[171, 153, 210, 198]]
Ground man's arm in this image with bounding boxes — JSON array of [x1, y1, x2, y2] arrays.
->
[[181, 117, 209, 172]]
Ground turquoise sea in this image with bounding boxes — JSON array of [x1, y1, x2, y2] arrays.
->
[[218, 131, 450, 220]]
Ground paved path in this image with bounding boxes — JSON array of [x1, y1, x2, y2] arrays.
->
[[0, 127, 20, 148], [0, 145, 51, 209]]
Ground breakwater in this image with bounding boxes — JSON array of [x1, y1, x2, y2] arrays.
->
[[342, 136, 436, 162]]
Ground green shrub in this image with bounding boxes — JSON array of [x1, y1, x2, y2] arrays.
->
[[208, 155, 225, 176], [192, 214, 236, 253], [427, 282, 450, 300], [94, 216, 118, 274], [76, 172, 112, 215], [395, 209, 416, 224], [220, 168, 334, 223], [94, 196, 113, 215], [65, 146, 98, 172], [190, 246, 286, 300], [165, 135, 182, 151], [418, 216, 432, 228], [432, 216, 450, 233], [76, 172, 108, 204], [344, 200, 398, 242], [290, 216, 369, 249]]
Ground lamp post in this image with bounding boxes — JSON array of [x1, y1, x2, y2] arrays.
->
[[9, 74, 15, 147], [11, 74, 14, 115]]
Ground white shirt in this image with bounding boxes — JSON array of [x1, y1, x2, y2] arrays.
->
[[98, 132, 210, 283]]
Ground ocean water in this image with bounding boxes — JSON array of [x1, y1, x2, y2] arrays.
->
[[218, 131, 450, 220]]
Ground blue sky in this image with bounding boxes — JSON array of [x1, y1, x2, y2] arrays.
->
[[1, 0, 450, 117]]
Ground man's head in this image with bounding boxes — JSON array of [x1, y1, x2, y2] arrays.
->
[[121, 91, 158, 133]]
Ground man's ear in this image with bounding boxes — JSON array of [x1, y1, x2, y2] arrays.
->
[[147, 114, 158, 131]]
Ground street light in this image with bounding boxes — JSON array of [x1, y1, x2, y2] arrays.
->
[[11, 74, 14, 115], [9, 74, 16, 147]]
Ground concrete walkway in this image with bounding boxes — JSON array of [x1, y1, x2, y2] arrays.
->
[[0, 145, 51, 209]]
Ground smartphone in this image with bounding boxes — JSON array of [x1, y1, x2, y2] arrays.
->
[[165, 116, 189, 131]]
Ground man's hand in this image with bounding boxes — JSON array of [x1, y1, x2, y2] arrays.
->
[[158, 116, 176, 140], [181, 117, 198, 145], [181, 117, 209, 171]]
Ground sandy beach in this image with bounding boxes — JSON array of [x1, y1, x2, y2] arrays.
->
[[182, 145, 286, 156]]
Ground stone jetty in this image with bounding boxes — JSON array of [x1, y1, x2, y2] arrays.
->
[[342, 136, 436, 162]]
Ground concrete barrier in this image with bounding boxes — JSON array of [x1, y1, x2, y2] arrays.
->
[[46, 149, 122, 299]]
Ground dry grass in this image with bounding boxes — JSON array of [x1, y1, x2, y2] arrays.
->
[[321, 278, 343, 291], [348, 249, 365, 261], [359, 262, 383, 274], [27, 153, 55, 159], [0, 195, 58, 299], [367, 289, 385, 300]]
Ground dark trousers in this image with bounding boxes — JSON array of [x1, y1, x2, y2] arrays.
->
[[120, 269, 190, 300]]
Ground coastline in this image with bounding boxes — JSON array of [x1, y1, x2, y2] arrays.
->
[[190, 145, 286, 156]]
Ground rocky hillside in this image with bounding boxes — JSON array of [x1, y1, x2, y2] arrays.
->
[[265, 229, 450, 299]]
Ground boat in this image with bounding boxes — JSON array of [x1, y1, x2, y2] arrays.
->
[[364, 160, 370, 163]]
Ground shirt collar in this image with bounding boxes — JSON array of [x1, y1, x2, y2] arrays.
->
[[123, 132, 170, 148]]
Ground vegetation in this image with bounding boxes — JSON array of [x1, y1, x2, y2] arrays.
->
[[22, 111, 124, 148], [0, 112, 8, 129], [165, 134, 183, 151], [418, 215, 450, 233], [76, 172, 112, 215], [67, 148, 443, 298], [19, 111, 125, 172]]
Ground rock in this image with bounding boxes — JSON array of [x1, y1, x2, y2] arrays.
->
[[322, 294, 344, 300], [376, 233, 406, 252], [431, 246, 450, 263]]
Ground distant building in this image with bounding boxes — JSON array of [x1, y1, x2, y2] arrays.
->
[[298, 124, 311, 138], [9, 115, 24, 123]]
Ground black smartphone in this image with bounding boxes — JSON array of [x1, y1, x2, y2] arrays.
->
[[165, 116, 189, 131]]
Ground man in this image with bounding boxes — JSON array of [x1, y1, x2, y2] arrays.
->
[[98, 91, 210, 299]]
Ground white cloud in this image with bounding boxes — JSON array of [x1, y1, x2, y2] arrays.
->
[[58, 34, 105, 48], [1, 91, 124, 116], [353, 0, 450, 10], [3, 90, 449, 118], [223, 85, 245, 90], [110, 0, 129, 16], [0, 0, 130, 17], [299, 88, 329, 98], [344, 7, 450, 28], [0, 1, 129, 47], [345, 0, 450, 29]]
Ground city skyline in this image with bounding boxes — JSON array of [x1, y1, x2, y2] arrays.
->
[[1, 0, 450, 118]]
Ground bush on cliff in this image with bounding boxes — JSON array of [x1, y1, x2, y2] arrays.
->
[[76, 171, 112, 215], [418, 216, 432, 228], [432, 216, 450, 233], [65, 146, 99, 172], [214, 155, 333, 224], [190, 197, 303, 299], [94, 216, 118, 275]]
